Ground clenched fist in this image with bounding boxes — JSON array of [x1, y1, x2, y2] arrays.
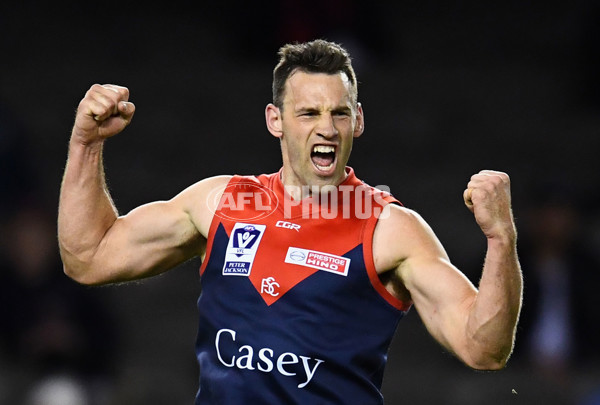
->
[[72, 84, 135, 146], [463, 170, 516, 240]]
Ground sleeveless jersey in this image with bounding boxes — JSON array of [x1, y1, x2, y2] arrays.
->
[[195, 167, 412, 404]]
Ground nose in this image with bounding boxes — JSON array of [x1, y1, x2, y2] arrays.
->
[[315, 113, 338, 139]]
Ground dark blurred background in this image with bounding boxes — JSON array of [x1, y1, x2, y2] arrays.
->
[[1, 1, 599, 404]]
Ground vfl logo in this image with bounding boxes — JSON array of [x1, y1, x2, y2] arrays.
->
[[260, 277, 280, 297], [232, 225, 262, 256], [223, 223, 266, 276], [284, 247, 350, 276]]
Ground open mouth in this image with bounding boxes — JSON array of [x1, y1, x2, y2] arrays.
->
[[310, 145, 336, 172]]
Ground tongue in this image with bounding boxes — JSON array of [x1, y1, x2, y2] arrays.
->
[[312, 153, 334, 167]]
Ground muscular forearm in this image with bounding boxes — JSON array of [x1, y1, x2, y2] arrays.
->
[[58, 84, 139, 284], [465, 231, 523, 369], [58, 139, 118, 282]]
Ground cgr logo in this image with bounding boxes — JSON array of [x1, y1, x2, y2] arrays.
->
[[276, 220, 301, 232]]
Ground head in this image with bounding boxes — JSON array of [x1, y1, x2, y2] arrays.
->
[[271, 40, 358, 110], [265, 40, 364, 193]]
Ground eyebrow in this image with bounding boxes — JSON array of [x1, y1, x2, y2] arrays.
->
[[332, 106, 352, 114], [295, 106, 353, 115], [295, 107, 319, 114]]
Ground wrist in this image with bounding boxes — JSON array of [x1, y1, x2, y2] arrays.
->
[[486, 225, 517, 248], [69, 134, 104, 154]]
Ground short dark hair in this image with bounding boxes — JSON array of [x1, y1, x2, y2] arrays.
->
[[272, 39, 358, 109]]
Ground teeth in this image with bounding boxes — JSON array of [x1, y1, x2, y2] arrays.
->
[[313, 145, 335, 153], [315, 162, 334, 170]]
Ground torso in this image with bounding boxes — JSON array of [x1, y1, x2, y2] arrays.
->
[[193, 169, 412, 404]]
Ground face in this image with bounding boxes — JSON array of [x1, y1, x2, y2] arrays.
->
[[265, 71, 364, 192]]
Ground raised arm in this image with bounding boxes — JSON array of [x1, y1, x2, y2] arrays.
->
[[374, 170, 522, 370], [58, 84, 223, 285]]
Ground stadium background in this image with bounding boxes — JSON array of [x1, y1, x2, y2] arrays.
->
[[1, 1, 599, 404]]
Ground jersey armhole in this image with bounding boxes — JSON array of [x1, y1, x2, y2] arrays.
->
[[199, 212, 221, 277], [362, 206, 412, 312], [199, 176, 241, 277]]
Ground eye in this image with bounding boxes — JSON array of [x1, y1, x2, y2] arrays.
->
[[333, 111, 350, 118], [333, 109, 351, 116]]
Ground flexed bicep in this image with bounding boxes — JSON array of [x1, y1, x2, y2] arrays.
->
[[77, 175, 231, 285], [91, 199, 204, 284]]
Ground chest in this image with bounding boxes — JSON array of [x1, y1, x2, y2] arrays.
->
[[205, 213, 369, 307]]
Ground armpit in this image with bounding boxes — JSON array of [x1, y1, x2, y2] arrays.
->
[[379, 268, 412, 303]]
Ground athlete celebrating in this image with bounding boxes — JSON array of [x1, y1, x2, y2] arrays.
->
[[58, 39, 522, 404]]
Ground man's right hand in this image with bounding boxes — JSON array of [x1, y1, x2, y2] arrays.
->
[[72, 84, 135, 145]]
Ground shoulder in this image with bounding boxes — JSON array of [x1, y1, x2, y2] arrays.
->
[[175, 175, 233, 203], [171, 175, 233, 237], [373, 204, 448, 273], [376, 204, 430, 238]]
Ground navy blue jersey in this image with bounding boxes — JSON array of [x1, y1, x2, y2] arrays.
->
[[195, 168, 412, 404]]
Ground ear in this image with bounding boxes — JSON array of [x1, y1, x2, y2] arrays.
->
[[265, 103, 283, 138], [353, 102, 364, 138]]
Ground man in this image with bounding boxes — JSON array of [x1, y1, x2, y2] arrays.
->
[[58, 40, 522, 404]]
